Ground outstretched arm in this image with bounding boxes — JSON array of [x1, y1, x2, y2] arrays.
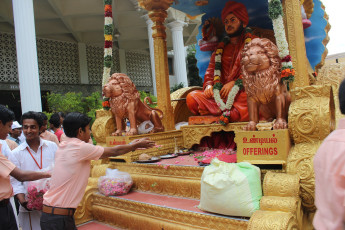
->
[[100, 137, 155, 159], [10, 167, 51, 182]]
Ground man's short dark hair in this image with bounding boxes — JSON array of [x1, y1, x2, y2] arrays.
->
[[63, 112, 92, 138], [49, 113, 61, 128], [339, 79, 345, 114], [0, 104, 15, 125], [39, 112, 48, 121], [21, 111, 44, 128]]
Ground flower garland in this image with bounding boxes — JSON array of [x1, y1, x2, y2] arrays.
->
[[102, 0, 113, 110], [268, 0, 295, 88], [213, 28, 252, 125]]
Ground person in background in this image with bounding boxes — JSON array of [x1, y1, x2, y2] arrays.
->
[[7, 121, 22, 145], [39, 113, 59, 145], [41, 112, 155, 230], [58, 112, 65, 132], [0, 105, 51, 230], [9, 111, 58, 230], [313, 78, 345, 230], [49, 113, 63, 142]]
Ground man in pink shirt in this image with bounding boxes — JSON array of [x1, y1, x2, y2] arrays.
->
[[41, 112, 155, 229], [0, 105, 51, 230], [314, 79, 345, 230]]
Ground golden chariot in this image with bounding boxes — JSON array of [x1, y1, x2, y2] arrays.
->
[[75, 0, 345, 229]]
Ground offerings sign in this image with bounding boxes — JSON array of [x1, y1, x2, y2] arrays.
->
[[234, 129, 291, 165]]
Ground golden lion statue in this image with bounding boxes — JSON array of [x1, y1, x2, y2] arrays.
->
[[103, 73, 164, 136], [241, 38, 291, 131]]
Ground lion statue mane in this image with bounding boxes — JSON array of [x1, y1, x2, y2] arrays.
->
[[103, 73, 164, 136], [241, 38, 291, 131]]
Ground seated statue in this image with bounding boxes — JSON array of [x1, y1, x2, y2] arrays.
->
[[103, 73, 164, 136], [187, 1, 255, 123], [241, 38, 291, 130]]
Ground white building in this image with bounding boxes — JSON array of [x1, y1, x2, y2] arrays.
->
[[0, 0, 201, 116]]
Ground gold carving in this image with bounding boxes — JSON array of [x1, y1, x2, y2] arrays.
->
[[260, 196, 303, 228], [181, 122, 246, 148], [283, 0, 310, 88], [137, 0, 176, 131], [287, 85, 334, 213], [316, 63, 345, 126], [108, 130, 183, 162], [91, 110, 115, 144], [287, 142, 321, 212], [263, 172, 300, 197], [247, 210, 298, 230], [92, 193, 248, 230], [288, 85, 334, 144]]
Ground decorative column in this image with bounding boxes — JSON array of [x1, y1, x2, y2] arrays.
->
[[167, 20, 188, 87], [142, 14, 157, 96], [283, 0, 310, 88], [12, 0, 42, 113], [78, 43, 89, 84], [119, 49, 127, 74], [137, 0, 175, 131]]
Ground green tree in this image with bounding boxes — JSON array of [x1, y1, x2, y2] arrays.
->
[[187, 45, 203, 87], [45, 92, 102, 125]]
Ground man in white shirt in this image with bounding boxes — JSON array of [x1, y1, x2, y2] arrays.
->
[[9, 111, 57, 230], [7, 121, 22, 145]]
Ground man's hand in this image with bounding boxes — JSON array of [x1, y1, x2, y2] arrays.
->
[[16, 194, 32, 211], [20, 201, 32, 211], [204, 85, 214, 99], [220, 81, 235, 98], [132, 137, 155, 150], [102, 138, 156, 159]]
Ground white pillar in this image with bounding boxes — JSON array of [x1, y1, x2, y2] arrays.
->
[[119, 49, 127, 74], [78, 43, 89, 84], [12, 0, 42, 113], [167, 20, 188, 87], [142, 14, 157, 96]]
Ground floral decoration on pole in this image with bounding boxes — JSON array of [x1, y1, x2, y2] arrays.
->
[[268, 0, 295, 89], [102, 0, 113, 110]]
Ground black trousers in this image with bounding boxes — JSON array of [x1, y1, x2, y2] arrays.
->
[[0, 202, 18, 230], [40, 212, 77, 230]]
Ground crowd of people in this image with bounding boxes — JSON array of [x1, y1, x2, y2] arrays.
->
[[0, 107, 155, 230]]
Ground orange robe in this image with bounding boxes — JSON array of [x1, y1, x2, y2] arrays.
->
[[186, 32, 250, 122]]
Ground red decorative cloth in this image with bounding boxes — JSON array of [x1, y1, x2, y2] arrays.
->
[[221, 1, 249, 26]]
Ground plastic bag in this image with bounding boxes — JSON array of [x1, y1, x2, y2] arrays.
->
[[98, 169, 133, 196], [198, 158, 262, 217], [26, 164, 53, 211], [26, 178, 50, 211]]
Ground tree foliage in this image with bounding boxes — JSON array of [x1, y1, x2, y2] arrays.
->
[[45, 92, 102, 125], [187, 45, 203, 87]]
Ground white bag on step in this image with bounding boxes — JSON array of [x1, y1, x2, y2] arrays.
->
[[198, 158, 262, 217]]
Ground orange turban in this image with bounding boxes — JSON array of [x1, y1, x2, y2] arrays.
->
[[221, 1, 249, 26]]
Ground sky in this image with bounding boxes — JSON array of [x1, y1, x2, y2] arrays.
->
[[321, 0, 345, 55]]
